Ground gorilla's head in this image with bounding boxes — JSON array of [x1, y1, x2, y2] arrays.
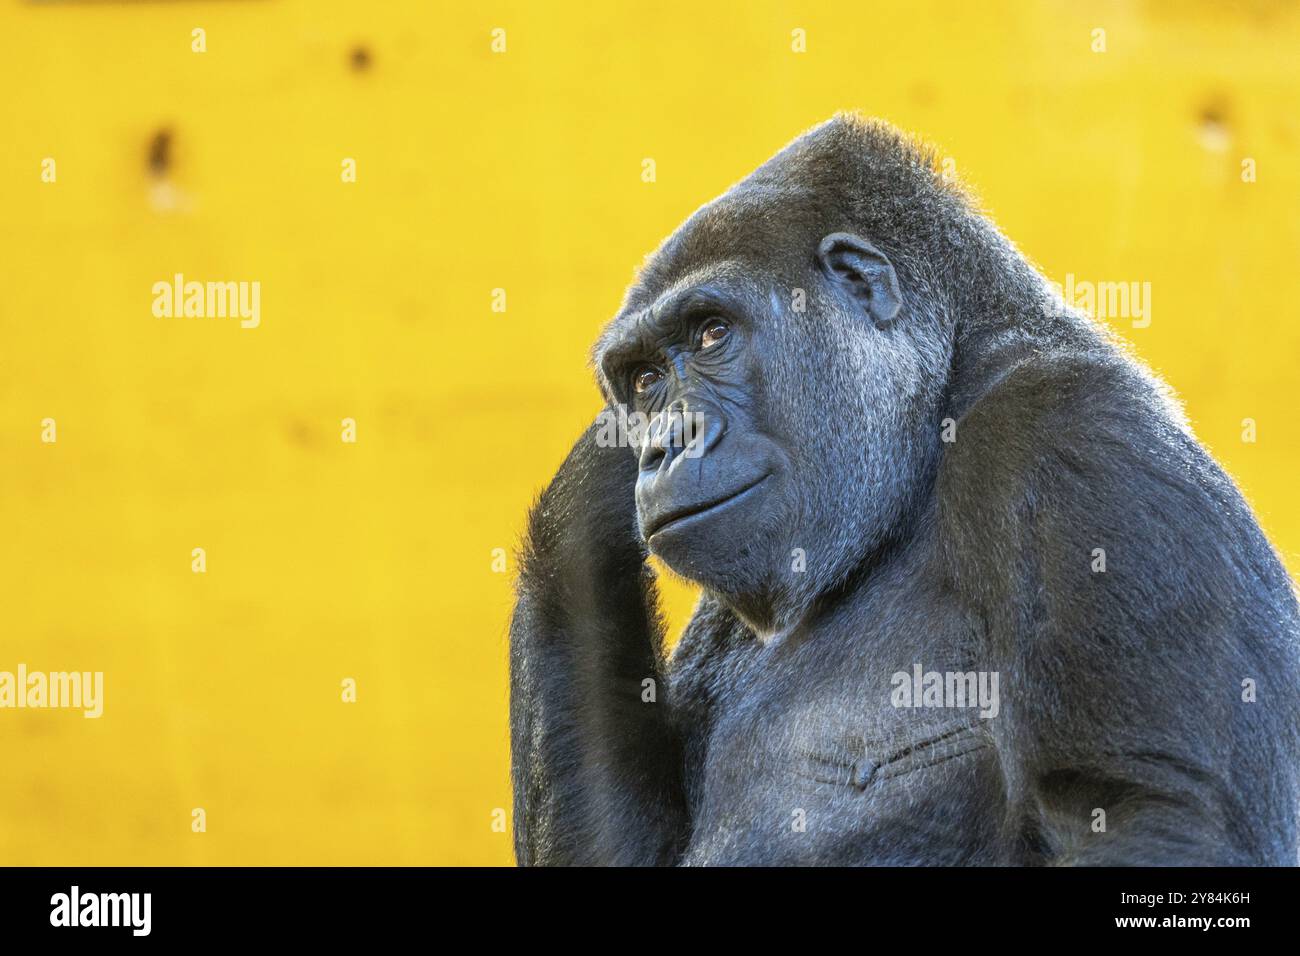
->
[[593, 115, 998, 633]]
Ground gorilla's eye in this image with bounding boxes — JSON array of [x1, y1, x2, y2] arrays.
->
[[700, 319, 731, 349], [632, 364, 664, 394]]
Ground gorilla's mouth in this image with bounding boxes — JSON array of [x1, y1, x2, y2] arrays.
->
[[644, 474, 771, 540]]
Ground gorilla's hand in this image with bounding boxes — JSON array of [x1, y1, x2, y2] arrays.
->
[[509, 412, 686, 866], [520, 414, 646, 597]]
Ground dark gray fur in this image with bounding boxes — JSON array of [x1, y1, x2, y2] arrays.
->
[[509, 114, 1300, 865]]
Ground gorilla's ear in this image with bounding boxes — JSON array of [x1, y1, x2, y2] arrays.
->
[[816, 232, 902, 329]]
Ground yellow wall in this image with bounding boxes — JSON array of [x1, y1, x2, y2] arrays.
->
[[1, 0, 1297, 865]]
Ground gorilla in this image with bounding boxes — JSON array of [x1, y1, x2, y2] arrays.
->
[[508, 114, 1300, 866]]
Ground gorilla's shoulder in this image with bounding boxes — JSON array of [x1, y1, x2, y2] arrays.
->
[[934, 346, 1292, 614], [940, 347, 1185, 485]]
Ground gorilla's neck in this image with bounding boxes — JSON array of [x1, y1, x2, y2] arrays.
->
[[719, 508, 927, 643]]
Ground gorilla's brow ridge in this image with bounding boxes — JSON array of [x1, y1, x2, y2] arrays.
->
[[598, 281, 751, 371]]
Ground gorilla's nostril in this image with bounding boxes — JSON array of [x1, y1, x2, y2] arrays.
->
[[639, 406, 698, 473], [638, 415, 672, 471], [640, 445, 665, 472], [675, 412, 722, 466]]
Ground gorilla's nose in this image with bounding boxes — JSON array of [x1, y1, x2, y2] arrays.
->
[[637, 404, 723, 477]]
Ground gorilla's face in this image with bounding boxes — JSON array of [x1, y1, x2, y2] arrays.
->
[[598, 275, 795, 595], [595, 215, 941, 631]]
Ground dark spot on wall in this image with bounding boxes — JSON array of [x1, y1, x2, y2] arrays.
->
[[909, 82, 936, 109], [286, 419, 316, 447], [1196, 99, 1232, 152], [148, 128, 173, 176], [350, 45, 372, 72], [1009, 84, 1035, 115]]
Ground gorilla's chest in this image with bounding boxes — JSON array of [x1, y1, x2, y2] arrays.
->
[[682, 702, 1001, 865], [677, 584, 1004, 865]]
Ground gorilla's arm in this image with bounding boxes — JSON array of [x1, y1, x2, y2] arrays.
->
[[942, 355, 1300, 865], [509, 419, 688, 865]]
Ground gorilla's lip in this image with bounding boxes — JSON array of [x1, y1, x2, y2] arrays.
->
[[644, 474, 771, 540]]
